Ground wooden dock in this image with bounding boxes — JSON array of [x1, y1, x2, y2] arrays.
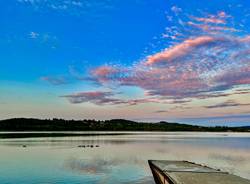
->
[[148, 160, 250, 184]]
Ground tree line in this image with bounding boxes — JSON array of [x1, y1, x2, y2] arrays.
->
[[0, 118, 249, 132]]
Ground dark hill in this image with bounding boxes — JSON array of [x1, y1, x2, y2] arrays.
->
[[0, 118, 249, 132]]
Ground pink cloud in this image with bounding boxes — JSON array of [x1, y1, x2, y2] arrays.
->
[[89, 34, 250, 102], [218, 11, 227, 18], [91, 65, 128, 85], [214, 66, 250, 87], [187, 21, 238, 33], [92, 66, 117, 77], [146, 36, 218, 65], [191, 12, 228, 24], [192, 17, 225, 24], [240, 35, 250, 42]]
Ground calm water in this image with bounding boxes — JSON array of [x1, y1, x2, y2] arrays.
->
[[0, 132, 250, 184]]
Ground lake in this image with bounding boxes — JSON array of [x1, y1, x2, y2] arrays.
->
[[0, 132, 250, 184]]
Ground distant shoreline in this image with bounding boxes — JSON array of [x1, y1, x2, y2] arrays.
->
[[0, 118, 249, 133], [0, 131, 250, 139]]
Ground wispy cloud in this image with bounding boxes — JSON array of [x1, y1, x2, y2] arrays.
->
[[61, 90, 170, 106], [171, 6, 182, 14], [61, 91, 123, 105], [29, 31, 39, 39], [17, 0, 114, 16], [191, 12, 227, 24], [146, 36, 220, 65], [205, 100, 250, 109], [154, 110, 169, 114], [196, 90, 250, 99], [61, 88, 192, 106], [187, 22, 239, 33], [179, 114, 250, 126], [28, 31, 58, 49], [40, 76, 68, 85]]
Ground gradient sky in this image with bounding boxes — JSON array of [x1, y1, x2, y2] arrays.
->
[[1, 0, 250, 126]]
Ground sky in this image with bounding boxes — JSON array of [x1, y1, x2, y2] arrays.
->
[[0, 0, 250, 126]]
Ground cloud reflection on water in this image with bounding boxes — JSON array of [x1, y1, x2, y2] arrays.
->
[[64, 156, 150, 183], [64, 157, 114, 175]]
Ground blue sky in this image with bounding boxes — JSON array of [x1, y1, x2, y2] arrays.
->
[[0, 0, 250, 126]]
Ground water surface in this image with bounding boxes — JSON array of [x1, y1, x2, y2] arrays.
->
[[0, 132, 250, 183]]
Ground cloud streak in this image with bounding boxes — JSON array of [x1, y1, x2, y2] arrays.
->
[[205, 100, 250, 109], [145, 36, 220, 65], [61, 91, 125, 105], [61, 90, 172, 106], [41, 76, 68, 85], [17, 0, 114, 16]]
